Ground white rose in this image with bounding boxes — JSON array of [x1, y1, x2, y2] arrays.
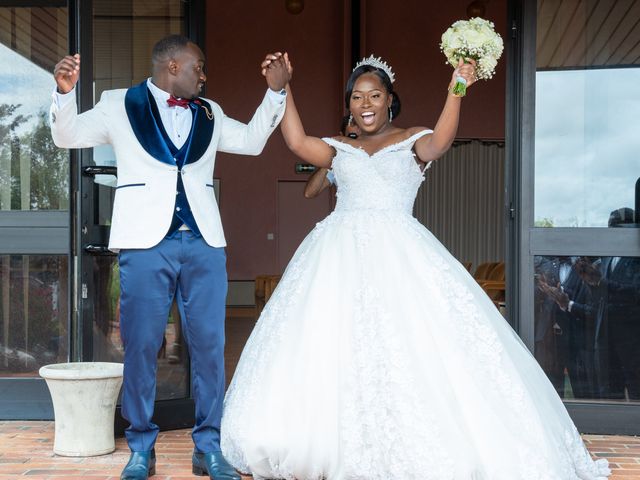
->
[[449, 35, 463, 50], [463, 29, 482, 47], [478, 27, 493, 43], [441, 29, 454, 45]]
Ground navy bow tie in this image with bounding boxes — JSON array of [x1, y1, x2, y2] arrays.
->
[[167, 95, 201, 108]]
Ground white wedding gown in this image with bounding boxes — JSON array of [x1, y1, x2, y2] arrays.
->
[[221, 130, 611, 480]]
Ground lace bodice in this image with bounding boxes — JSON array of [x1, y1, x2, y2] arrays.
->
[[322, 129, 433, 215]]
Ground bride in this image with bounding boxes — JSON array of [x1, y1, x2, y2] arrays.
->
[[220, 53, 611, 480]]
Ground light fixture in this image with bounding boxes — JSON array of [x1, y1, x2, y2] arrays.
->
[[466, 0, 486, 18], [285, 0, 304, 15]]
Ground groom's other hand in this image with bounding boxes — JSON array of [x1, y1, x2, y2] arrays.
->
[[261, 52, 291, 92], [54, 53, 80, 94]]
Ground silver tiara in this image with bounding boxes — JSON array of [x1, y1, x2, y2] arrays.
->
[[353, 55, 395, 83]]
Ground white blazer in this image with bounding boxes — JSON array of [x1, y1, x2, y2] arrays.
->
[[50, 83, 285, 250]]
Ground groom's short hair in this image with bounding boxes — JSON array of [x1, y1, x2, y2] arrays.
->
[[152, 34, 191, 63]]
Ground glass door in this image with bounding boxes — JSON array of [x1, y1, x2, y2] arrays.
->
[[509, 0, 640, 434], [77, 0, 198, 429], [0, 3, 71, 419]]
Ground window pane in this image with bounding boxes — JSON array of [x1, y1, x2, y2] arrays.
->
[[534, 255, 640, 402], [0, 7, 69, 211], [534, 0, 640, 228], [0, 255, 68, 377]]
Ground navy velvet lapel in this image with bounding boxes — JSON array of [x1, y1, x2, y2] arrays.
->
[[124, 81, 175, 165], [124, 81, 214, 166], [183, 100, 214, 165]]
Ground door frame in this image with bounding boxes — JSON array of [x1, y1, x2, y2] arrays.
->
[[0, 0, 207, 425], [0, 0, 76, 420], [507, 0, 640, 434]]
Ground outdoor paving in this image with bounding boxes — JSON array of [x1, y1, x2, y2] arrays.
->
[[0, 421, 639, 479]]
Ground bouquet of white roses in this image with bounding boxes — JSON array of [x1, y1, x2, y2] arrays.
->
[[440, 17, 504, 97]]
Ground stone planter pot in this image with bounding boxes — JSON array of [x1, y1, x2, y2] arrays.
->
[[39, 362, 124, 456]]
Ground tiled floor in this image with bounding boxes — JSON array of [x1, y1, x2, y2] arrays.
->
[[0, 422, 639, 479], [3, 308, 640, 478]]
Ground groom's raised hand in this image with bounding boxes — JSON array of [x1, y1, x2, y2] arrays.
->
[[261, 52, 291, 92], [54, 54, 80, 94]]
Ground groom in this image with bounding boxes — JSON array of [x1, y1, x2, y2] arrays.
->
[[51, 35, 289, 480]]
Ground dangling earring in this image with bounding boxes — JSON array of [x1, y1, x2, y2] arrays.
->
[[348, 113, 353, 126], [388, 107, 393, 123]]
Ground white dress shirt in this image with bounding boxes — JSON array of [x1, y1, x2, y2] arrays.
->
[[146, 79, 193, 149]]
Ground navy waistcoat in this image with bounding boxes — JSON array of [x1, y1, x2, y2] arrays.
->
[[147, 92, 200, 236]]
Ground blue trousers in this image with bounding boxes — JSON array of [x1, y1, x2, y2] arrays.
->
[[118, 232, 227, 453]]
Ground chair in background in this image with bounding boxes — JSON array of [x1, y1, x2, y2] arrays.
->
[[254, 275, 269, 317], [475, 261, 505, 307], [264, 275, 282, 304], [254, 274, 282, 316], [473, 261, 501, 282]]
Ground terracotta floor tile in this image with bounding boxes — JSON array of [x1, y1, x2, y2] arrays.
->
[[0, 422, 638, 478]]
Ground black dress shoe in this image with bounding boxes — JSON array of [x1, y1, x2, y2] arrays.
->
[[192, 450, 240, 480], [121, 449, 156, 480]]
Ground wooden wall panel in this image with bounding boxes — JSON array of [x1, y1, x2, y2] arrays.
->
[[362, 0, 508, 140], [206, 1, 346, 280]]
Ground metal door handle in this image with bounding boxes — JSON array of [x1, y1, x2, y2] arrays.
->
[[84, 244, 116, 256], [82, 166, 117, 177]]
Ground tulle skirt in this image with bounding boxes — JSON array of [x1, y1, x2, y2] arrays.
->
[[221, 210, 610, 480]]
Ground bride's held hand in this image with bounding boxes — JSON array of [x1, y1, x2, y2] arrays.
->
[[449, 58, 477, 93], [283, 52, 293, 79], [260, 52, 281, 76], [260, 52, 293, 90]]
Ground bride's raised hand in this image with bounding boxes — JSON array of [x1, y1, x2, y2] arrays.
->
[[283, 52, 293, 81], [450, 58, 477, 91]]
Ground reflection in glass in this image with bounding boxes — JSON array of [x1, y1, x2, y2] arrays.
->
[[535, 68, 640, 227], [91, 0, 185, 226], [534, 255, 640, 402], [90, 257, 188, 400], [534, 0, 640, 227], [0, 7, 69, 211], [0, 255, 68, 376]]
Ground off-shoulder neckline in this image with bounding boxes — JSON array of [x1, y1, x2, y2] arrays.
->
[[322, 129, 432, 158]]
